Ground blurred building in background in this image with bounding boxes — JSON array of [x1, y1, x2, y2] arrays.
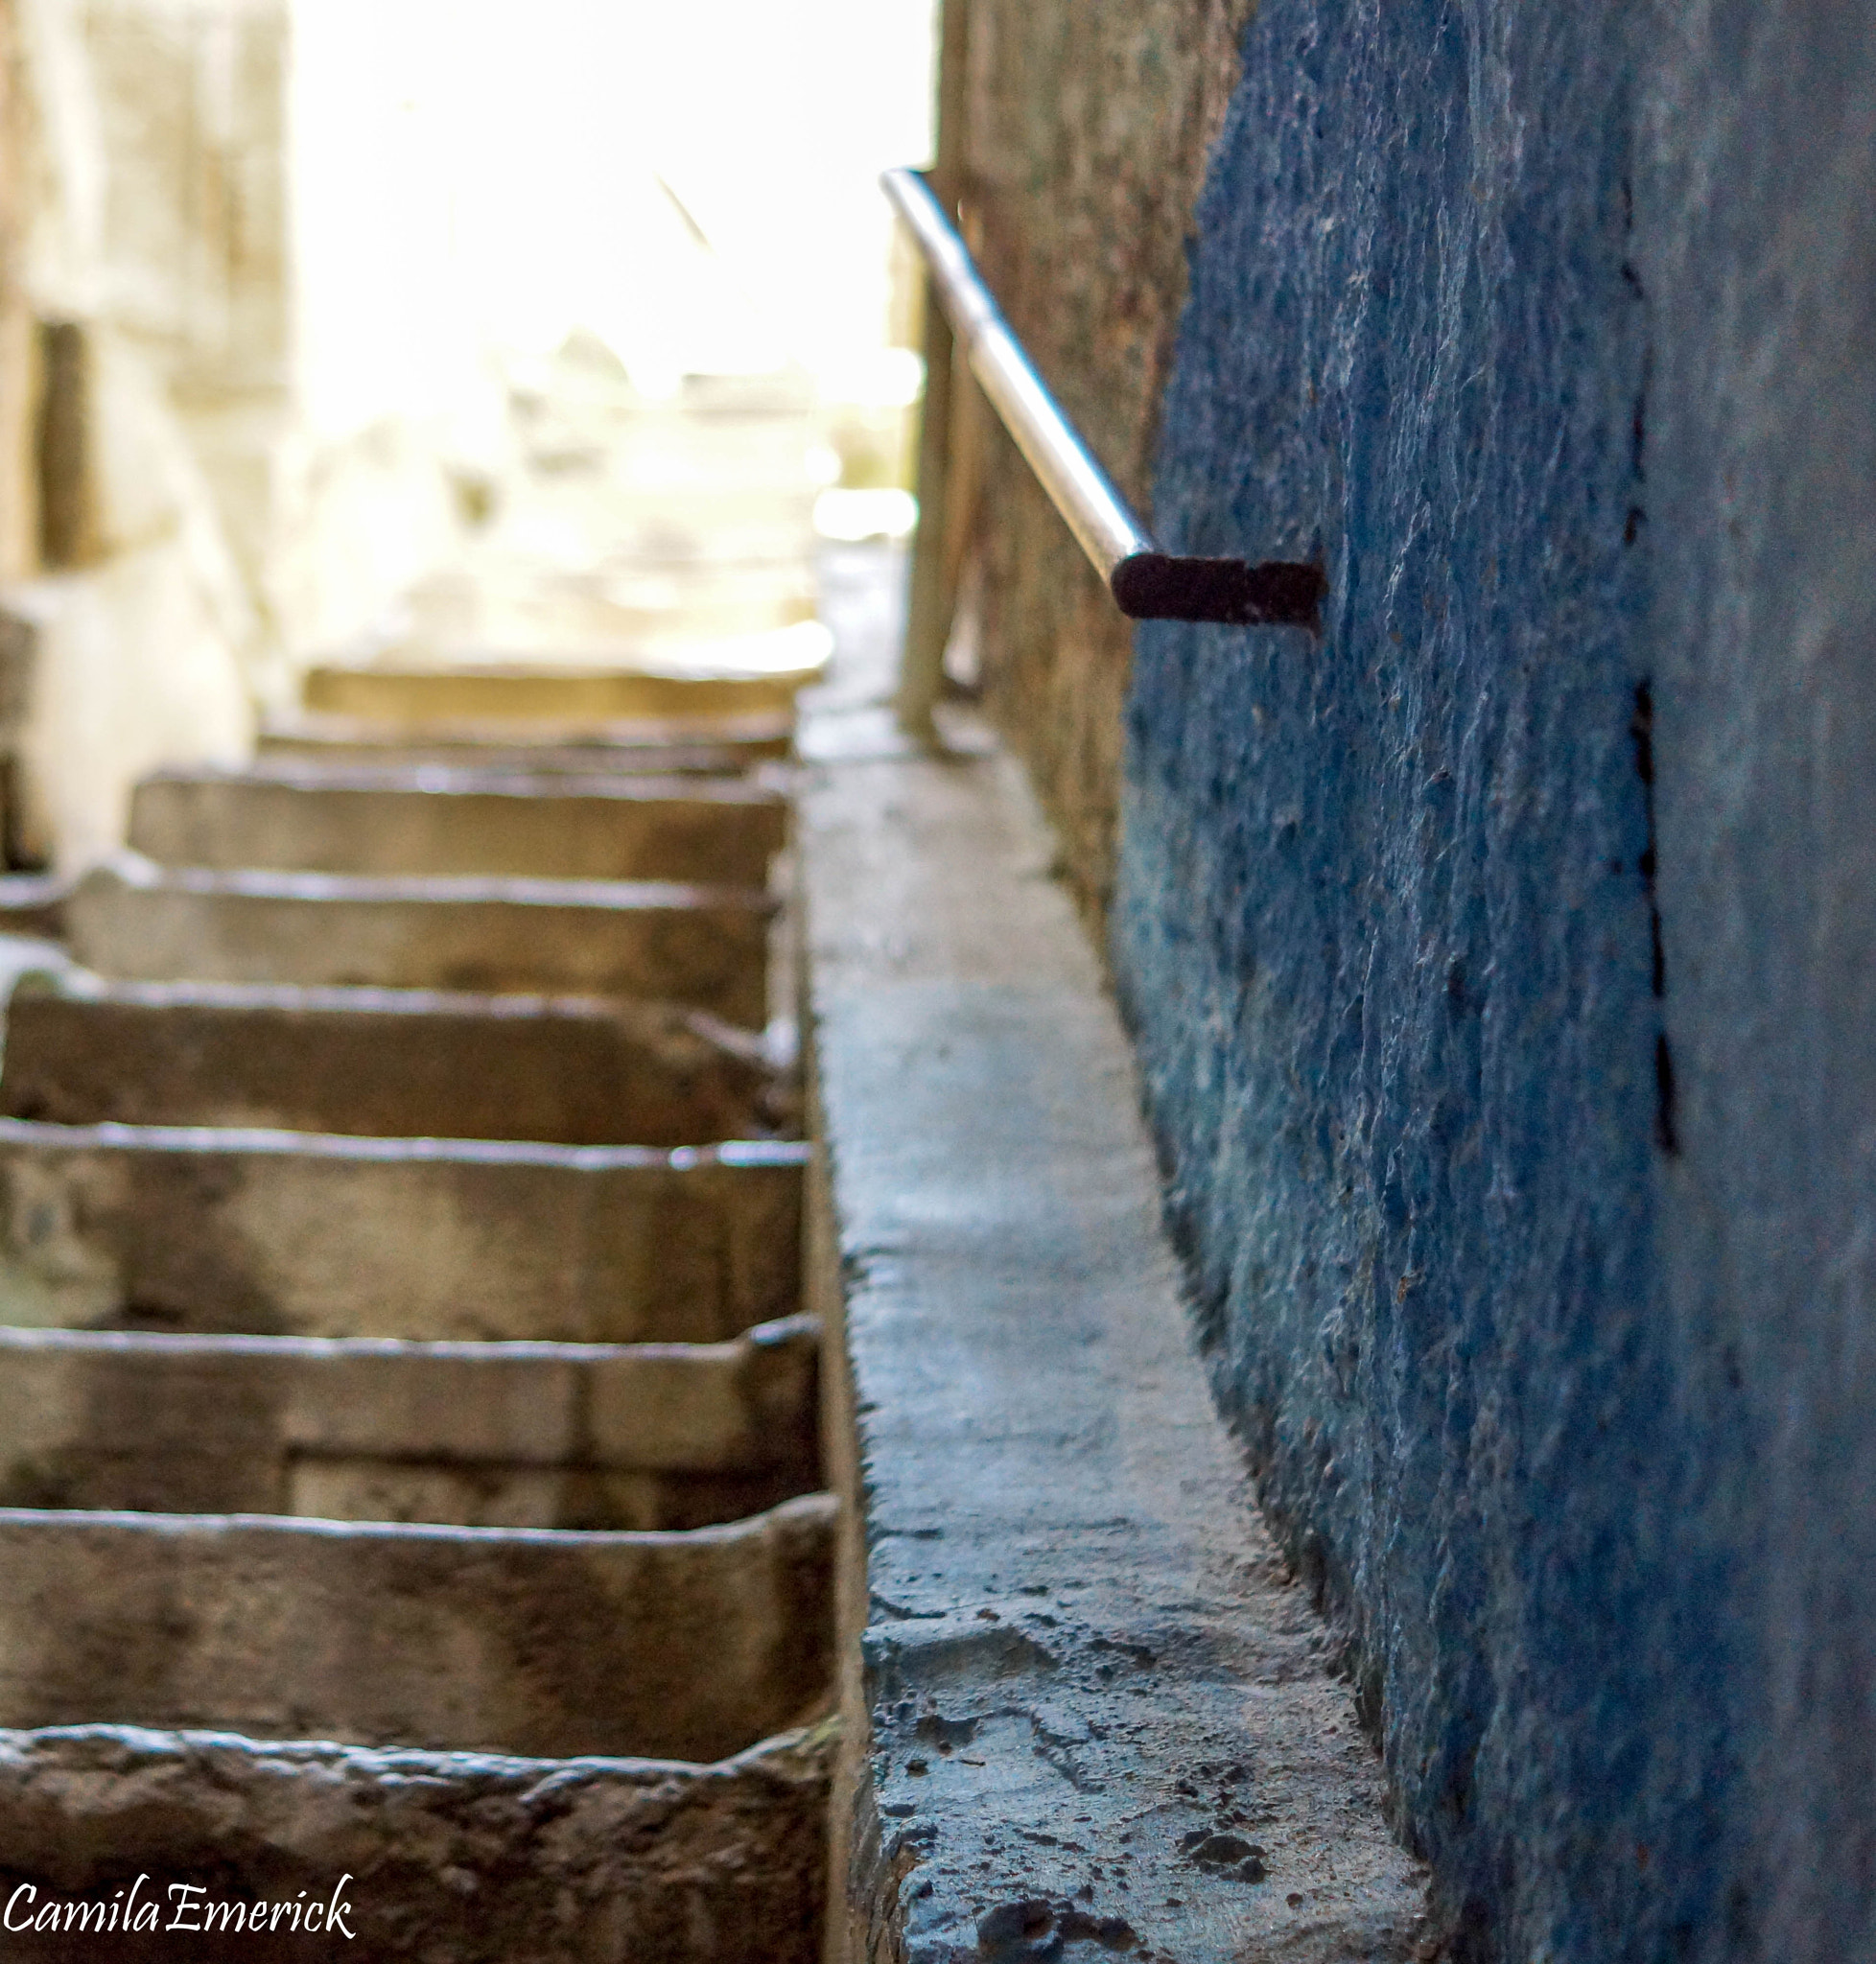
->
[[0, 0, 930, 867]]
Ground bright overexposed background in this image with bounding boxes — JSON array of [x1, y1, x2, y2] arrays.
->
[[4, 0, 938, 869], [292, 0, 936, 445]]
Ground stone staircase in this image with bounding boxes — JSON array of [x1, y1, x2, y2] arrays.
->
[[0, 393, 840, 1958]]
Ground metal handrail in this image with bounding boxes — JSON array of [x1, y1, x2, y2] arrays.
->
[[881, 167, 1325, 629]]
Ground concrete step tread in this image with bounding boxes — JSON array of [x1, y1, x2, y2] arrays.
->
[[259, 706, 796, 763], [82, 853, 774, 910], [64, 855, 774, 1021], [142, 759, 790, 805], [0, 1492, 835, 1547], [0, 1124, 802, 1343], [0, 1310, 818, 1365], [0, 1720, 832, 1963], [1, 975, 792, 1147], [0, 1115, 806, 1168], [127, 768, 787, 886], [0, 1315, 821, 1520], [300, 622, 832, 727], [0, 1492, 835, 1761]]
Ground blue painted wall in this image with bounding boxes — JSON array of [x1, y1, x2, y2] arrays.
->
[[1112, 2, 1876, 1957]]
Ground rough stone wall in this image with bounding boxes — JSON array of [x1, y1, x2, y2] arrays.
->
[[77, 0, 289, 400], [1111, 2, 1876, 1959], [0, 0, 33, 580], [0, 0, 463, 864], [954, 0, 1250, 928], [1638, 8, 1876, 1953]]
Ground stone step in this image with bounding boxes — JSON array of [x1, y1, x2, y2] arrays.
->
[[0, 1721, 829, 1964], [0, 1491, 835, 1760], [301, 665, 818, 727], [0, 1315, 819, 1531], [128, 763, 786, 887], [378, 561, 819, 650], [301, 621, 831, 728], [259, 707, 794, 771], [0, 1123, 802, 1343], [0, 977, 786, 1146], [65, 855, 771, 1023]]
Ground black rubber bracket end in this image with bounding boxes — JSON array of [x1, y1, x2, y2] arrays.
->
[[1111, 554, 1326, 630]]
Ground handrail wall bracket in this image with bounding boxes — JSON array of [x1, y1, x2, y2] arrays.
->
[[881, 166, 1324, 632]]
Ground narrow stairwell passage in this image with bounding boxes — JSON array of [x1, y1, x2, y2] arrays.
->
[[0, 368, 843, 1960]]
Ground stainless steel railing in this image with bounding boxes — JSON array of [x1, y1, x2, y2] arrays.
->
[[880, 167, 1325, 637]]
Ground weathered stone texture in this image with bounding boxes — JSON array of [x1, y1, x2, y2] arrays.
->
[[801, 718, 1428, 1963], [0, 0, 31, 582], [0, 1123, 804, 1343], [0, 977, 786, 1146], [127, 765, 787, 889], [0, 1494, 835, 1760], [65, 856, 773, 1024], [1113, 2, 1876, 1958], [954, 0, 1251, 928], [256, 711, 794, 772], [300, 654, 823, 730], [0, 1316, 821, 1531], [0, 1721, 830, 1963]]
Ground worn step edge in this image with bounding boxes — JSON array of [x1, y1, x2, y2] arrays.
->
[[63, 855, 774, 1023], [0, 1492, 837, 1762], [0, 1116, 806, 1170], [139, 757, 789, 801], [1, 976, 789, 1148], [0, 1314, 821, 1528], [302, 638, 829, 728], [258, 706, 796, 764], [75, 851, 775, 911], [0, 1124, 805, 1344], [126, 769, 787, 887], [0, 1718, 832, 1964]]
